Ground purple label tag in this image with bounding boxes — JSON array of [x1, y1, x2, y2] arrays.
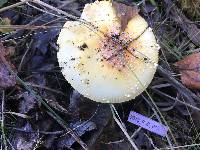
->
[[128, 111, 168, 137]]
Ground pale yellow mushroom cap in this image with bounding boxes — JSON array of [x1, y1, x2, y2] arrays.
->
[[57, 0, 159, 103]]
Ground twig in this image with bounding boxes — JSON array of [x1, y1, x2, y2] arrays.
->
[[31, 0, 79, 20], [1, 90, 7, 150], [1, 1, 71, 41], [24, 82, 67, 96], [0, 0, 31, 13], [0, 112, 30, 119], [29, 0, 105, 38], [157, 65, 200, 102], [127, 62, 176, 149], [160, 143, 200, 150], [18, 40, 33, 71], [142, 95, 175, 150], [144, 133, 159, 150], [151, 88, 200, 112], [6, 138, 16, 150], [10, 127, 64, 135], [104, 113, 155, 145], [0, 25, 62, 30], [11, 104, 99, 136], [110, 104, 139, 150], [26, 2, 64, 19]]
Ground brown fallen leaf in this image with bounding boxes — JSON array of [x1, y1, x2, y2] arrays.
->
[[0, 42, 16, 89], [112, 1, 139, 31], [174, 52, 200, 89]]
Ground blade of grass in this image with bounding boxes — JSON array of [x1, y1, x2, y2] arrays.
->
[[141, 95, 175, 150], [16, 73, 88, 149], [1, 90, 7, 150], [110, 104, 124, 125], [0, 0, 31, 13], [160, 143, 200, 150], [1, 112, 30, 119], [110, 104, 139, 150], [126, 62, 176, 149], [0, 49, 88, 150]]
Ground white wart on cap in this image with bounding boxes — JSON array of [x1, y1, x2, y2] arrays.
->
[[57, 0, 159, 103]]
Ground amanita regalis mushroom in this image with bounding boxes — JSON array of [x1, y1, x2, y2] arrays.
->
[[57, 0, 159, 103]]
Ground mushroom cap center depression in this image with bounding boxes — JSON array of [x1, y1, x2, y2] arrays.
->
[[99, 34, 134, 71], [57, 1, 159, 103]]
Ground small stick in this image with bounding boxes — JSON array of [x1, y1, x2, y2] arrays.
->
[[31, 0, 79, 20], [1, 90, 7, 150], [110, 104, 139, 150], [0, 25, 62, 30]]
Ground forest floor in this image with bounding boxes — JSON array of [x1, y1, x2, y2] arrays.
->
[[0, 0, 200, 149]]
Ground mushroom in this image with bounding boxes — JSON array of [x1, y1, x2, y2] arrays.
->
[[57, 0, 159, 103]]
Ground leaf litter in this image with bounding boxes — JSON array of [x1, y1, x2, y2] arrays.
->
[[0, 42, 16, 89], [0, 0, 200, 149], [175, 52, 200, 89]]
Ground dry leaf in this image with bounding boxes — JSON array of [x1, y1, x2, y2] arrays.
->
[[112, 2, 139, 31], [19, 92, 37, 114], [175, 52, 200, 89], [0, 42, 16, 89]]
